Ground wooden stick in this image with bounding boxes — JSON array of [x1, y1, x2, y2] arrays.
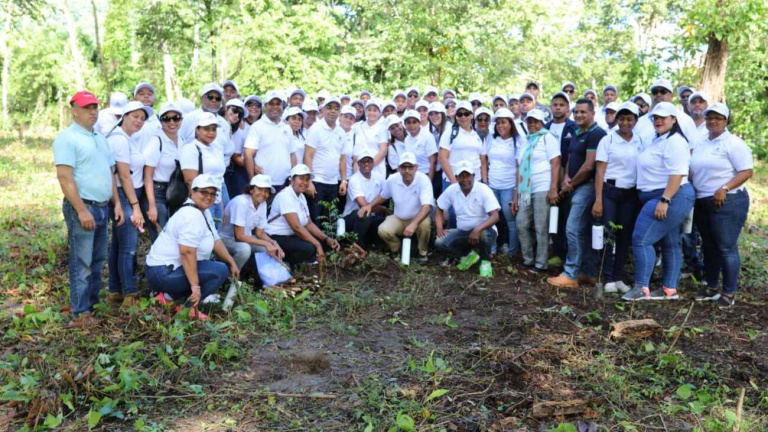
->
[[735, 388, 745, 432], [666, 301, 695, 354]]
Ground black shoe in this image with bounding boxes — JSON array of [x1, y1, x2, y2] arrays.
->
[[716, 294, 735, 309], [693, 286, 720, 302]]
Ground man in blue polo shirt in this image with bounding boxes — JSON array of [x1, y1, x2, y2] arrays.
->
[[54, 91, 124, 327], [548, 98, 606, 289]]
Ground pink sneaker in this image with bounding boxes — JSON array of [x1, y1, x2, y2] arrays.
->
[[189, 308, 209, 320], [155, 293, 173, 306]]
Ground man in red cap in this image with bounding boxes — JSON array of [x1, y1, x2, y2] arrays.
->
[[54, 91, 125, 327]]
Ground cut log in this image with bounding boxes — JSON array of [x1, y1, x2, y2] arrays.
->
[[610, 319, 662, 340], [532, 397, 603, 418]]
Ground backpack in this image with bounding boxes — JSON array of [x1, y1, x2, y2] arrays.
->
[[166, 144, 203, 211]]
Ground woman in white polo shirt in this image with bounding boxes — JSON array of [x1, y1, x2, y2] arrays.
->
[[223, 98, 249, 200], [415, 100, 429, 127], [385, 114, 407, 174], [622, 102, 695, 302], [690, 104, 753, 308], [266, 165, 340, 269], [143, 103, 184, 241], [220, 174, 285, 273], [402, 109, 438, 181], [180, 112, 227, 228], [284, 106, 306, 169], [244, 95, 262, 125], [146, 174, 239, 320], [485, 108, 522, 258], [512, 109, 561, 271], [428, 102, 450, 197], [592, 102, 644, 294], [106, 101, 152, 307], [474, 107, 493, 142], [351, 99, 388, 178]]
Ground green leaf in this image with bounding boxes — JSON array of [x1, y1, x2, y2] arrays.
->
[[676, 384, 693, 400], [43, 413, 63, 428], [396, 412, 415, 431], [725, 410, 739, 427], [294, 289, 311, 302], [59, 392, 74, 410], [254, 300, 269, 315], [364, 424, 373, 432], [235, 309, 252, 322], [554, 423, 578, 432], [426, 389, 449, 402], [88, 409, 102, 429]]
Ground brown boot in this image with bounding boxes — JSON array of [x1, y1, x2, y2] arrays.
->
[[67, 313, 100, 328], [578, 274, 598, 285], [121, 293, 140, 308], [106, 293, 124, 304], [547, 273, 579, 289]]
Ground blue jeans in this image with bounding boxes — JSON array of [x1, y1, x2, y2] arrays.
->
[[435, 228, 497, 261], [681, 227, 704, 272], [632, 183, 695, 289], [598, 183, 638, 283], [694, 190, 749, 294], [146, 261, 228, 306], [63, 199, 109, 316], [108, 187, 143, 296], [491, 187, 519, 257], [564, 183, 598, 279], [224, 165, 250, 199], [142, 182, 169, 242]]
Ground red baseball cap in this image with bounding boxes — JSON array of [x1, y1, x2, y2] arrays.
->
[[69, 91, 100, 107]]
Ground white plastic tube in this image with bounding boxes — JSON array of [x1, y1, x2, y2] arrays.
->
[[683, 208, 694, 234], [592, 225, 604, 250], [549, 206, 559, 234], [401, 237, 411, 266], [336, 218, 346, 238]]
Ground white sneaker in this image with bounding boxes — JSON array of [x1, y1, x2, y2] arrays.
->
[[604, 282, 618, 293], [614, 281, 632, 294]]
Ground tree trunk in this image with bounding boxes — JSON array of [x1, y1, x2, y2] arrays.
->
[[162, 43, 178, 101], [699, 33, 729, 104], [192, 22, 199, 72], [90, 0, 110, 95], [61, 0, 85, 89], [1, 0, 13, 126]]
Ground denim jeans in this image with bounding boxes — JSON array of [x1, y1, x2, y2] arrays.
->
[[564, 183, 598, 279], [681, 227, 704, 272], [221, 236, 266, 270], [209, 200, 224, 231], [224, 165, 250, 200], [63, 199, 109, 316], [146, 261, 228, 306], [694, 190, 749, 294], [632, 183, 695, 289], [516, 192, 551, 269], [311, 182, 340, 224], [108, 187, 143, 296], [435, 228, 497, 261], [343, 212, 385, 250], [142, 182, 169, 242], [597, 183, 638, 283], [491, 187, 519, 257]]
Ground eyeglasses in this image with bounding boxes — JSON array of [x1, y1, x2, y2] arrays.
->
[[245, 102, 261, 108], [471, 102, 482, 107], [564, 88, 575, 94], [206, 94, 222, 102], [324, 105, 340, 111], [408, 94, 419, 98], [196, 189, 216, 199], [651, 89, 670, 96], [456, 111, 472, 118], [161, 115, 182, 123], [705, 116, 727, 122], [199, 125, 217, 132], [405, 119, 420, 124], [476, 117, 490, 123], [635, 102, 648, 109]]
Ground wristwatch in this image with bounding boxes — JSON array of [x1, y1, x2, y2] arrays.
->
[[721, 185, 730, 192], [659, 196, 671, 204]]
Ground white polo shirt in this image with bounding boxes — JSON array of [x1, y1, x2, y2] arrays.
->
[[516, 133, 560, 193], [244, 117, 295, 186], [266, 187, 310, 236], [634, 107, 698, 150], [219, 194, 268, 241], [352, 120, 388, 177], [143, 133, 184, 183], [404, 127, 438, 175], [343, 129, 355, 180], [690, 131, 753, 198], [134, 115, 163, 149], [305, 119, 348, 184], [229, 125, 247, 165], [386, 139, 406, 172], [439, 126, 486, 180], [108, 129, 145, 189], [292, 131, 306, 167], [437, 182, 501, 231], [595, 131, 644, 189], [146, 200, 219, 270], [180, 140, 226, 203], [179, 109, 231, 164], [485, 135, 521, 190], [636, 132, 690, 192], [380, 171, 434, 220], [342, 171, 385, 217]]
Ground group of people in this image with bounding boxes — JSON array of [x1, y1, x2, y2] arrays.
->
[[54, 78, 753, 326]]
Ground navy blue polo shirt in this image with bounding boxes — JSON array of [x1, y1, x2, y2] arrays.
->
[[568, 123, 606, 180]]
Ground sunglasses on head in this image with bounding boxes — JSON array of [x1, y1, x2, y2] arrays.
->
[[161, 115, 182, 123], [651, 89, 670, 96], [456, 111, 472, 118], [206, 94, 222, 102]]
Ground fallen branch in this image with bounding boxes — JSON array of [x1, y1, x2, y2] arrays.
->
[[666, 302, 695, 353], [610, 319, 662, 340], [735, 387, 745, 432]]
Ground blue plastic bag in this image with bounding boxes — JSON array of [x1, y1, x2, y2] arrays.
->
[[255, 252, 292, 287]]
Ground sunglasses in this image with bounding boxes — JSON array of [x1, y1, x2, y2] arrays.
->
[[199, 125, 217, 132], [230, 107, 244, 115], [651, 89, 670, 96], [161, 115, 182, 123], [245, 102, 261, 108], [456, 111, 472, 118], [476, 117, 490, 123], [206, 94, 222, 102], [635, 102, 648, 108], [564, 89, 575, 94], [196, 189, 216, 199], [471, 102, 482, 107], [408, 94, 419, 98]]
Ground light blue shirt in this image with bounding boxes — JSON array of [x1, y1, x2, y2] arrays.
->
[[53, 122, 115, 202]]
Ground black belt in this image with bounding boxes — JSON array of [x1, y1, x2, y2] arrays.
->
[[81, 199, 109, 207], [154, 181, 169, 186], [606, 179, 616, 186]]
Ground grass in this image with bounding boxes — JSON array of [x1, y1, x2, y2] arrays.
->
[[1, 136, 768, 431]]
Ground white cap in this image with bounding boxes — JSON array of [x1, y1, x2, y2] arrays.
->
[[454, 159, 474, 176], [561, 81, 576, 90], [340, 105, 357, 117], [340, 94, 351, 101], [406, 86, 420, 97], [289, 89, 306, 99], [424, 86, 438, 96], [392, 90, 406, 100], [357, 148, 377, 161], [519, 92, 535, 102], [650, 102, 678, 118], [226, 98, 245, 113], [158, 102, 182, 118], [365, 99, 382, 111], [244, 95, 262, 105], [688, 91, 709, 104], [507, 94, 520, 103], [415, 100, 429, 111], [175, 98, 195, 114], [633, 93, 651, 106], [191, 173, 220, 190], [121, 100, 154, 119], [455, 101, 474, 115], [650, 79, 674, 93], [250, 174, 276, 193], [402, 109, 420, 123], [302, 99, 319, 112], [442, 89, 456, 98], [605, 102, 620, 112], [398, 152, 417, 166], [317, 90, 331, 100], [703, 103, 730, 119], [524, 109, 547, 123], [492, 107, 514, 121], [264, 90, 286, 104], [221, 80, 239, 94], [385, 114, 403, 129], [551, 91, 571, 103], [616, 102, 639, 117], [475, 107, 493, 119], [109, 92, 128, 108], [444, 97, 456, 106], [199, 83, 224, 98], [602, 85, 617, 94], [133, 82, 155, 97], [282, 106, 306, 121], [491, 94, 506, 105], [469, 92, 483, 104], [382, 101, 396, 111], [351, 98, 365, 107], [196, 112, 219, 128], [525, 81, 540, 90], [290, 164, 314, 179], [359, 90, 371, 98], [428, 102, 446, 114], [583, 89, 597, 98], [677, 85, 693, 98], [321, 97, 341, 109]]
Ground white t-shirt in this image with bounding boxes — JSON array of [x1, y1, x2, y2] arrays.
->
[[635, 132, 690, 192], [548, 122, 566, 142], [690, 131, 753, 198], [305, 120, 348, 184], [96, 109, 120, 136], [485, 135, 521, 190], [595, 131, 643, 189], [134, 115, 163, 148], [343, 129, 355, 180], [403, 127, 438, 175], [229, 125, 248, 166], [108, 129, 145, 189], [634, 107, 698, 150], [352, 121, 388, 177], [380, 172, 434, 220], [146, 200, 220, 270], [516, 133, 560, 193], [439, 127, 486, 181], [266, 187, 311, 236], [143, 133, 183, 183], [244, 117, 295, 186], [342, 171, 385, 216], [437, 182, 501, 231], [219, 194, 268, 241], [180, 140, 226, 203]]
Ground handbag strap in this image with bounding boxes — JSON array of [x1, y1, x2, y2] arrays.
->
[[182, 202, 214, 238]]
